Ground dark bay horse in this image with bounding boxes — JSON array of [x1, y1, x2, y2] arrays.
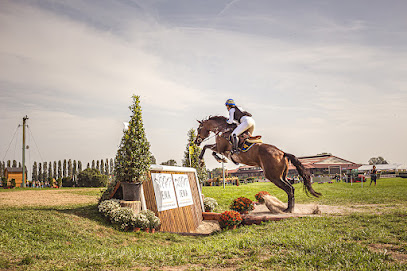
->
[[194, 116, 321, 212]]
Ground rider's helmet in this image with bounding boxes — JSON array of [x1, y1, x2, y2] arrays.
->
[[225, 99, 235, 106]]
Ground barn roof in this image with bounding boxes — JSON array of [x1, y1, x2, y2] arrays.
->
[[5, 167, 24, 173]]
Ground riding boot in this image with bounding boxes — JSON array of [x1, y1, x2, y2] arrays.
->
[[232, 134, 239, 154]]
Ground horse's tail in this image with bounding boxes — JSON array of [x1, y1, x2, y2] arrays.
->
[[284, 152, 321, 197]]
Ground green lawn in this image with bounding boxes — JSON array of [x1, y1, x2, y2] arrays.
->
[[0, 178, 406, 270]]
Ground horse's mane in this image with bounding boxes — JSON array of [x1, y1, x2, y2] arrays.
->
[[207, 115, 227, 122]]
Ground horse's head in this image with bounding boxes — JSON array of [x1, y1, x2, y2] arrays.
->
[[194, 120, 210, 146]]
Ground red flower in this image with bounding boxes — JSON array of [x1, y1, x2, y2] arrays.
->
[[230, 197, 254, 213]]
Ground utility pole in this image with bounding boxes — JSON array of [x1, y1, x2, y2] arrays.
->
[[22, 115, 29, 187]]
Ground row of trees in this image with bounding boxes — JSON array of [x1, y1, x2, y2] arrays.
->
[[0, 158, 117, 182]]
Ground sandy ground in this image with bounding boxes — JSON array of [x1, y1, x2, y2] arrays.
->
[[196, 198, 364, 235], [0, 189, 99, 207]]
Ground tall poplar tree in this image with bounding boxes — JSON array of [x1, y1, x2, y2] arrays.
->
[[7, 160, 11, 167], [12, 160, 17, 167], [110, 158, 114, 175], [53, 161, 57, 179], [63, 159, 67, 177], [48, 162, 52, 181], [68, 159, 73, 177], [32, 162, 38, 182], [38, 162, 43, 183], [182, 128, 208, 183], [78, 161, 82, 172], [105, 159, 109, 175], [100, 159, 104, 175], [43, 162, 48, 182], [58, 160, 62, 179], [73, 160, 77, 177], [91, 160, 95, 169]]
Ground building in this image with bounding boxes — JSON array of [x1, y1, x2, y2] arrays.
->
[[287, 153, 361, 177], [4, 167, 27, 187], [228, 165, 264, 180]]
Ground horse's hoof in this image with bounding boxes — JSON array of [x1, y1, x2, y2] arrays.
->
[[283, 208, 293, 213]]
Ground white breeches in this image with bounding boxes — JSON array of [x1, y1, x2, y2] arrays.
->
[[232, 116, 255, 140]]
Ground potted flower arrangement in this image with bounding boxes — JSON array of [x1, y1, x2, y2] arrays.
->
[[132, 213, 149, 232], [230, 197, 254, 214], [203, 197, 218, 212], [255, 191, 270, 204], [139, 209, 161, 233], [219, 210, 242, 230], [114, 95, 152, 201]]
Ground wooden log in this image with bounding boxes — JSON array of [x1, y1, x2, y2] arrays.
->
[[120, 200, 141, 215]]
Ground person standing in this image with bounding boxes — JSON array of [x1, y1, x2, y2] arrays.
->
[[370, 165, 377, 186]]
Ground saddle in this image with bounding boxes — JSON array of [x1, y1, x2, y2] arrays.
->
[[235, 135, 263, 152]]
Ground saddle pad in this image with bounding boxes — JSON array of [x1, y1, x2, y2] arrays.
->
[[241, 141, 257, 152]]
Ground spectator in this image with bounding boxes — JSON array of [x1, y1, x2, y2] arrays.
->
[[370, 165, 377, 186]]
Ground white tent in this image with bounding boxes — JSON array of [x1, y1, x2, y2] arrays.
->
[[358, 164, 406, 172]]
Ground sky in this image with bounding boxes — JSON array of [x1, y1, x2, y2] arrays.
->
[[1, 0, 406, 172]]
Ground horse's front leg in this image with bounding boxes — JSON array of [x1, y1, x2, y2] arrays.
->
[[198, 144, 217, 160], [212, 152, 228, 163]]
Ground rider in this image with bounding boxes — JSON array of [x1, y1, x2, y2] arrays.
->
[[225, 99, 255, 153]]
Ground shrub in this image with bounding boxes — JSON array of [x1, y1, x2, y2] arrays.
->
[[98, 199, 121, 219], [10, 179, 16, 188], [230, 197, 254, 213], [57, 178, 63, 188], [219, 210, 242, 229], [203, 197, 218, 212], [77, 168, 108, 187], [62, 177, 74, 187], [110, 207, 136, 231], [255, 191, 270, 203], [139, 209, 161, 230], [1, 178, 7, 187], [133, 213, 149, 229], [49, 177, 55, 188]]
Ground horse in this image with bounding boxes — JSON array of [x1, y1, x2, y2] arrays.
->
[[194, 116, 321, 213]]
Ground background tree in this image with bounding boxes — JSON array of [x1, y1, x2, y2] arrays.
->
[[96, 160, 100, 173], [100, 159, 104, 175], [73, 160, 77, 178], [87, 162, 90, 169], [78, 161, 82, 173], [161, 159, 178, 166], [68, 159, 73, 178], [43, 162, 48, 183], [58, 160, 62, 179], [32, 161, 38, 182], [182, 128, 208, 183], [368, 156, 388, 165], [150, 154, 157, 164], [7, 160, 11, 167], [0, 162, 3, 178], [91, 160, 95, 169], [38, 162, 43, 183], [48, 162, 52, 181], [114, 95, 152, 183], [18, 162, 21, 168], [109, 158, 114, 175], [12, 160, 17, 167], [63, 159, 67, 178], [104, 159, 108, 175], [53, 161, 57, 179]]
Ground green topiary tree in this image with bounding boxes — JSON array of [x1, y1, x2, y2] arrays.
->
[[114, 95, 151, 184], [182, 128, 208, 183], [100, 95, 151, 202]]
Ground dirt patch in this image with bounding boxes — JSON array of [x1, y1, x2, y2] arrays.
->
[[0, 189, 99, 207], [369, 243, 407, 263]]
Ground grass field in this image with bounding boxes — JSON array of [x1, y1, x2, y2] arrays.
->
[[0, 178, 406, 270]]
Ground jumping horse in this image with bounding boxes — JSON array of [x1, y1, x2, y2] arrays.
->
[[195, 116, 321, 213]]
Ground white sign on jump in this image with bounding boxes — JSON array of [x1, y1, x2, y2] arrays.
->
[[151, 173, 178, 211], [172, 174, 194, 207]]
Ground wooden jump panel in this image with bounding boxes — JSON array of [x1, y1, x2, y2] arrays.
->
[[143, 168, 204, 233]]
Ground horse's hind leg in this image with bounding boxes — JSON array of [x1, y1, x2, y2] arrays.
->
[[265, 172, 295, 213]]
